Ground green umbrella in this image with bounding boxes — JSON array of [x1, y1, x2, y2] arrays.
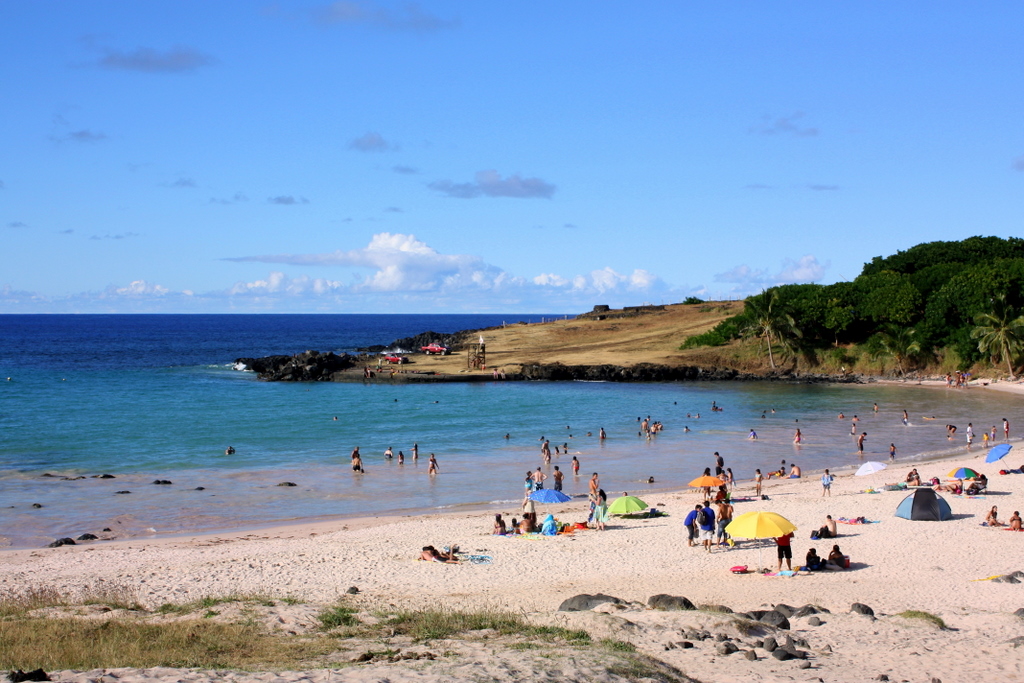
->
[[607, 495, 648, 515]]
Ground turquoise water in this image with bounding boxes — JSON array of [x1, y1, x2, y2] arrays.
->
[[1, 316, 1019, 549]]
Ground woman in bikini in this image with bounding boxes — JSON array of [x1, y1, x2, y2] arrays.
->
[[985, 506, 1004, 527], [1009, 511, 1022, 531]]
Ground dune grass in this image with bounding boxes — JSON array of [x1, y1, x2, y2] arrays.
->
[[896, 610, 946, 629]]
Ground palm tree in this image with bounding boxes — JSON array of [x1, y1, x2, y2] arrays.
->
[[742, 290, 802, 369], [972, 295, 1024, 378], [872, 324, 921, 377]]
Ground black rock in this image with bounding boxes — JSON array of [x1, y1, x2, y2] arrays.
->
[[714, 633, 727, 642], [346, 586, 360, 594], [773, 603, 795, 618], [558, 593, 623, 612], [799, 661, 812, 669], [808, 616, 822, 626], [76, 533, 98, 541], [875, 675, 890, 682], [762, 636, 778, 652], [851, 602, 875, 616], [699, 604, 734, 613], [152, 479, 172, 485], [8, 669, 51, 682], [31, 503, 43, 508], [992, 574, 1020, 584], [771, 648, 793, 661], [759, 610, 791, 630], [794, 604, 831, 618], [98, 474, 116, 479], [1014, 608, 1024, 618], [744, 649, 758, 660], [648, 594, 696, 611], [680, 641, 694, 649], [234, 350, 358, 382], [47, 537, 76, 548], [41, 473, 58, 477], [102, 527, 112, 532], [715, 641, 739, 655], [194, 487, 205, 491], [115, 490, 131, 494], [277, 482, 297, 487], [746, 609, 769, 621]]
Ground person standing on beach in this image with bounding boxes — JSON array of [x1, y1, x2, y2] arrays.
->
[[715, 452, 725, 476], [532, 467, 546, 490], [552, 466, 564, 491], [588, 473, 600, 521], [755, 469, 763, 496], [1004, 418, 1010, 440], [683, 504, 701, 547], [775, 531, 794, 572], [572, 456, 580, 475], [427, 453, 438, 474], [716, 498, 733, 547], [857, 432, 867, 453], [698, 502, 716, 553], [821, 469, 833, 497]]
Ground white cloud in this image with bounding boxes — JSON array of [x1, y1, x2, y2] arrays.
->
[[714, 254, 828, 293], [429, 170, 555, 199]]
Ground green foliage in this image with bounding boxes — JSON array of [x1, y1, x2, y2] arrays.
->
[[742, 289, 802, 368], [681, 296, 705, 305], [896, 610, 946, 629], [972, 294, 1024, 377], [861, 236, 1024, 277], [316, 604, 359, 630], [680, 317, 742, 348]]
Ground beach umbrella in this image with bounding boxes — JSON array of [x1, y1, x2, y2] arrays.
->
[[856, 461, 888, 476], [725, 511, 798, 571], [689, 475, 726, 488], [529, 488, 572, 504], [607, 495, 648, 515], [985, 443, 1012, 464], [948, 467, 980, 479]]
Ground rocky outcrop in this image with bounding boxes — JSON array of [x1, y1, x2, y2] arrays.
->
[[518, 363, 862, 383], [234, 350, 357, 381], [384, 330, 472, 353]]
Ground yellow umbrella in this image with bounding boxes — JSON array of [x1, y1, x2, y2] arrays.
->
[[725, 511, 797, 571], [725, 511, 797, 538], [689, 475, 726, 488]]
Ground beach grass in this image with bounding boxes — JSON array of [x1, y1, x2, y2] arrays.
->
[[896, 610, 947, 629]]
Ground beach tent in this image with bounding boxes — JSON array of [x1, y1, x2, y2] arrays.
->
[[894, 488, 951, 521]]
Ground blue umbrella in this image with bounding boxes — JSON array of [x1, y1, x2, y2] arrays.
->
[[985, 443, 1013, 464], [529, 488, 572, 504]]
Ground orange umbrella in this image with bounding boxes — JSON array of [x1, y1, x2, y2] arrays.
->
[[689, 475, 726, 488]]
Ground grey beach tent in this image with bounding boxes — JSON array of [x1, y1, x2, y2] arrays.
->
[[894, 488, 952, 521]]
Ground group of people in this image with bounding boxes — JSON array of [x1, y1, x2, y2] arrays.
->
[[984, 506, 1023, 530], [684, 499, 734, 552]]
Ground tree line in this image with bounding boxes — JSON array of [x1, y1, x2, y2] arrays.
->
[[681, 236, 1024, 377]]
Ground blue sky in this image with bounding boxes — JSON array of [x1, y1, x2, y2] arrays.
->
[[2, 2, 1022, 313]]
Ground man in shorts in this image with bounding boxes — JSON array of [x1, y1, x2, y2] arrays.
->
[[698, 502, 716, 553], [683, 504, 701, 547], [776, 531, 794, 572], [821, 469, 833, 497]]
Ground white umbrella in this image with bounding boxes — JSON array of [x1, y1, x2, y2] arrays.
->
[[855, 461, 888, 476]]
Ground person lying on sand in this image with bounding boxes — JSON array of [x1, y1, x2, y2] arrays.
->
[[420, 545, 459, 563], [935, 479, 963, 494]]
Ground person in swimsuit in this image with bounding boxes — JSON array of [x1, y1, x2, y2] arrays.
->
[[427, 454, 438, 474], [493, 514, 507, 535], [754, 469, 763, 496], [571, 456, 580, 475], [351, 447, 364, 473], [1009, 511, 1022, 531], [420, 545, 458, 563], [985, 506, 1003, 527]]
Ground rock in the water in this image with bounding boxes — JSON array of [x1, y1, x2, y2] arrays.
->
[[8, 669, 51, 682], [102, 527, 112, 531], [808, 616, 822, 626], [762, 636, 778, 652], [115, 490, 131, 494], [46, 537, 76, 548], [152, 479, 172, 485], [759, 610, 791, 630], [31, 503, 43, 508], [277, 482, 297, 487], [851, 602, 875, 616], [558, 594, 623, 612], [234, 350, 358, 382], [76, 533, 98, 541], [648, 594, 696, 611], [715, 641, 739, 655], [98, 474, 116, 479], [771, 648, 793, 661], [194, 486, 205, 490]]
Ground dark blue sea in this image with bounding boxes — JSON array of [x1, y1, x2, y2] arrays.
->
[[1, 314, 1016, 549]]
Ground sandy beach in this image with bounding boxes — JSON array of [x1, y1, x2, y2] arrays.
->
[[4, 419, 1023, 683]]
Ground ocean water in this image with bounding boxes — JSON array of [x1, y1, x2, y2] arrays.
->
[[1, 314, 1019, 549]]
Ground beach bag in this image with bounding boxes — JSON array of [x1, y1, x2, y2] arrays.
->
[[697, 507, 711, 527]]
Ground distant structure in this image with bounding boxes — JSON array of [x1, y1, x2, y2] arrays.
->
[[577, 304, 665, 321], [467, 337, 486, 370]]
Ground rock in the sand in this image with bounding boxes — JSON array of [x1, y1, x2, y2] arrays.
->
[[799, 661, 812, 669], [558, 593, 623, 611], [744, 609, 768, 621], [794, 604, 831, 618], [8, 669, 51, 682], [715, 641, 739, 655], [808, 616, 822, 626], [1014, 608, 1024, 619], [773, 603, 795, 618], [1008, 636, 1024, 647], [759, 610, 791, 630], [277, 482, 297, 487], [76, 533, 98, 541], [875, 675, 890, 682], [46, 537, 76, 548], [762, 636, 778, 652], [771, 648, 793, 661], [699, 604, 734, 613], [648, 594, 696, 611], [992, 574, 1020, 584], [744, 649, 757, 660], [680, 641, 694, 649], [346, 586, 360, 594], [851, 602, 875, 616], [152, 479, 172, 485]]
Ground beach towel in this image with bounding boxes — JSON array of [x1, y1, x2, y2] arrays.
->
[[763, 570, 797, 577], [464, 554, 492, 565], [837, 517, 878, 524]]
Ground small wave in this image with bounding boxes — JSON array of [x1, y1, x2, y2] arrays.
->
[[232, 362, 251, 371], [488, 499, 519, 505]]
